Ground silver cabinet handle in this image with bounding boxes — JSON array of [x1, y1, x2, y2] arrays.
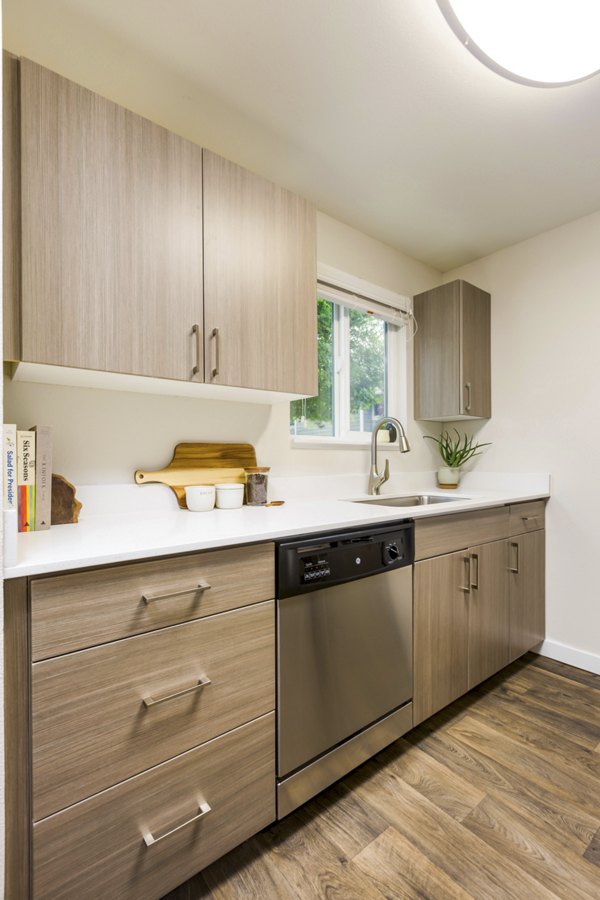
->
[[142, 580, 211, 604], [470, 552, 479, 590], [192, 324, 202, 376], [211, 327, 220, 378], [521, 515, 540, 523], [464, 382, 472, 413], [459, 555, 471, 593], [143, 800, 211, 847], [508, 541, 520, 574], [143, 674, 211, 709]]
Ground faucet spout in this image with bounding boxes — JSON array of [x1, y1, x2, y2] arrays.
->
[[368, 416, 411, 495]]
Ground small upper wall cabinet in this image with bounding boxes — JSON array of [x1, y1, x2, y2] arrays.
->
[[413, 280, 491, 421], [19, 58, 204, 381]]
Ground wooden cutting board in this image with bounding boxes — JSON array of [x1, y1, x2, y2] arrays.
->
[[134, 442, 257, 508]]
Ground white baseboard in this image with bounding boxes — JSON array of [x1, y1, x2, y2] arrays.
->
[[536, 639, 600, 676]]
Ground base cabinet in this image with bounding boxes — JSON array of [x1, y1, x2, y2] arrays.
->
[[508, 529, 545, 661], [5, 544, 277, 900], [413, 551, 469, 725], [414, 502, 546, 727], [414, 539, 509, 726]]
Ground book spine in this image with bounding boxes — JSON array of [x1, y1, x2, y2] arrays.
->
[[32, 426, 52, 530], [17, 430, 36, 532], [3, 424, 17, 511]]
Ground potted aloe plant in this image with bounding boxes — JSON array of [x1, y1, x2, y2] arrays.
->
[[424, 429, 491, 488]]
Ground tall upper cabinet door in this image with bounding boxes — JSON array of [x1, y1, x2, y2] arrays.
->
[[202, 150, 318, 395], [413, 279, 491, 421], [20, 59, 204, 381]]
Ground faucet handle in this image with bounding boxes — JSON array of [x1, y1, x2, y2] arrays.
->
[[383, 458, 390, 482]]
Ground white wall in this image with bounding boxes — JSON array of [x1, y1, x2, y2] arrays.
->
[[4, 212, 442, 486], [445, 209, 600, 671]]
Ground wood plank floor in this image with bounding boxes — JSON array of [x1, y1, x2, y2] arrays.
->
[[163, 654, 600, 899]]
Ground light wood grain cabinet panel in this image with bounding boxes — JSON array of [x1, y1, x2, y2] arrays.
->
[[3, 51, 21, 361], [32, 601, 275, 819], [414, 279, 491, 421], [414, 537, 512, 725], [509, 500, 546, 535], [508, 529, 545, 661], [30, 542, 275, 660], [203, 149, 317, 395], [33, 714, 275, 900], [415, 506, 509, 561], [20, 58, 203, 380], [467, 540, 510, 688], [413, 552, 469, 726]]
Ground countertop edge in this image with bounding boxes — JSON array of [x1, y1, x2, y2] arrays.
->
[[3, 490, 549, 580]]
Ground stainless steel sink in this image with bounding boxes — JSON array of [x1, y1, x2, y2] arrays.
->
[[353, 494, 464, 507]]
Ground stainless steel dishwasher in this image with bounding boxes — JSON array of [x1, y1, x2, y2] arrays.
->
[[276, 520, 413, 818]]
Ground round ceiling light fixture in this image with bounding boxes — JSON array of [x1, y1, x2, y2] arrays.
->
[[437, 0, 600, 87]]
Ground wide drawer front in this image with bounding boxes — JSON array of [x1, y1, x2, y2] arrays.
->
[[30, 542, 275, 660], [33, 713, 275, 900], [414, 506, 509, 560], [32, 600, 275, 820], [509, 500, 545, 535]]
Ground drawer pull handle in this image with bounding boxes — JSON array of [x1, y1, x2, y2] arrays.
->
[[142, 580, 211, 604], [464, 382, 472, 413], [143, 674, 211, 708], [521, 515, 539, 522], [143, 800, 211, 847], [508, 541, 520, 574]]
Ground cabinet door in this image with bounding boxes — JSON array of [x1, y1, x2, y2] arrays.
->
[[413, 551, 469, 725], [467, 539, 510, 688], [413, 281, 460, 420], [508, 529, 545, 661], [413, 279, 490, 421], [20, 59, 204, 380], [460, 280, 491, 417], [203, 150, 317, 395]]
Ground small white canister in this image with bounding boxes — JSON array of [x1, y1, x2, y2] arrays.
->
[[215, 483, 244, 509], [185, 485, 216, 512]]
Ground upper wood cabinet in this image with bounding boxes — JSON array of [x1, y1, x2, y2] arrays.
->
[[10, 57, 318, 397], [413, 279, 491, 421], [202, 150, 317, 395], [20, 58, 204, 381]]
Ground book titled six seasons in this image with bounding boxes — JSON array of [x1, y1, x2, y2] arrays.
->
[[3, 424, 53, 532]]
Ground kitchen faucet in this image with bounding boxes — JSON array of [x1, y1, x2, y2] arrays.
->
[[368, 416, 411, 495]]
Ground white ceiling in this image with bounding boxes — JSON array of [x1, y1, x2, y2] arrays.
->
[[5, 0, 600, 271]]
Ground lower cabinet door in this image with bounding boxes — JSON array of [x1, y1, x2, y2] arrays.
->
[[33, 714, 275, 900], [413, 551, 469, 725], [467, 539, 510, 688], [508, 529, 545, 661]]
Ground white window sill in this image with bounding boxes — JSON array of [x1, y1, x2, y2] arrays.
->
[[290, 435, 373, 450]]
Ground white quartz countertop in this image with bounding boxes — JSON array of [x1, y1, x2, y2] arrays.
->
[[4, 472, 550, 579]]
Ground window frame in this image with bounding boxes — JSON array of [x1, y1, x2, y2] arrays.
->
[[290, 267, 411, 448]]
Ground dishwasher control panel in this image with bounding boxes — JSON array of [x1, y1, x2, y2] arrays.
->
[[277, 521, 414, 598]]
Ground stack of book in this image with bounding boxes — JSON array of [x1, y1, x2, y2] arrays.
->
[[3, 425, 53, 532]]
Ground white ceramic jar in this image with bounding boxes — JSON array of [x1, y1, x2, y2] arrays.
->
[[215, 483, 244, 509], [185, 484, 216, 511]]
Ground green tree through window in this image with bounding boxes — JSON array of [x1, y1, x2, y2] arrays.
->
[[290, 295, 389, 438]]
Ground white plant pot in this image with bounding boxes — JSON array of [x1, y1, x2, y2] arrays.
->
[[437, 466, 460, 489]]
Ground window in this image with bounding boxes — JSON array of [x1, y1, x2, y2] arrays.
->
[[290, 271, 410, 444]]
